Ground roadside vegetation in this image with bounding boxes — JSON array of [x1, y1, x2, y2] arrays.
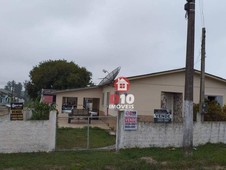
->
[[0, 143, 226, 170]]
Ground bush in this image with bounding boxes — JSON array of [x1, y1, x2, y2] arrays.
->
[[194, 100, 226, 121], [31, 101, 55, 120]]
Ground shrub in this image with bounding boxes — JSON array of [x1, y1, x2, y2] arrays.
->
[[31, 101, 55, 120], [194, 100, 226, 121]]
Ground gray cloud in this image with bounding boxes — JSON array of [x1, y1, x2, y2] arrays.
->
[[0, 0, 224, 87]]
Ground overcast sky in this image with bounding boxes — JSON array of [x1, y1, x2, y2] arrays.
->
[[0, 0, 225, 88]]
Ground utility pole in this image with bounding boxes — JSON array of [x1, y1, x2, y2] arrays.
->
[[183, 0, 195, 156], [199, 27, 206, 122]]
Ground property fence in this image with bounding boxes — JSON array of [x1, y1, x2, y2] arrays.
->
[[2, 108, 226, 153], [56, 115, 117, 151], [117, 111, 226, 149], [0, 111, 57, 153]]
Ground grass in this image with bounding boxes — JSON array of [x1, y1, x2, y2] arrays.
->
[[0, 143, 226, 169], [56, 127, 116, 149]]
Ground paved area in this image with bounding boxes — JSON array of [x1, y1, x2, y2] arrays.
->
[[57, 113, 111, 130]]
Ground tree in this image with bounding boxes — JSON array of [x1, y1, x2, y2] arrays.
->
[[26, 60, 92, 99], [14, 82, 23, 98], [4, 80, 23, 98]]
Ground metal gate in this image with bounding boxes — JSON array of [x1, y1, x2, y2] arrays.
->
[[56, 114, 117, 151]]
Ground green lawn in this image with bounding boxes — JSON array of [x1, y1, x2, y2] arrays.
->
[[56, 127, 116, 149], [0, 143, 226, 169]]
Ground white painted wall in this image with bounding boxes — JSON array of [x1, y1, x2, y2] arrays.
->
[[0, 111, 56, 153], [117, 112, 226, 148]]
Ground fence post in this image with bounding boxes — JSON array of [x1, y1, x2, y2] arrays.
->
[[116, 111, 122, 151], [87, 117, 90, 149], [49, 110, 57, 151]]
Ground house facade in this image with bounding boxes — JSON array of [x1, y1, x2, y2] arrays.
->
[[55, 68, 226, 122], [0, 89, 12, 105]]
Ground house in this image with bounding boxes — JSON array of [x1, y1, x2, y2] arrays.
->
[[0, 89, 12, 105], [40, 89, 56, 104], [55, 68, 226, 123]]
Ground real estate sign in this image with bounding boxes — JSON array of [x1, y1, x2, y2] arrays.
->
[[10, 102, 24, 121], [154, 109, 171, 123], [10, 102, 23, 110], [124, 110, 137, 130]]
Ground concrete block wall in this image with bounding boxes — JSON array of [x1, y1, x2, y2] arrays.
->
[[0, 111, 56, 153], [117, 112, 226, 149], [193, 122, 226, 145]]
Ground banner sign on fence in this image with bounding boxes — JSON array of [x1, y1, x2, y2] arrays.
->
[[124, 110, 137, 130], [154, 109, 171, 123]]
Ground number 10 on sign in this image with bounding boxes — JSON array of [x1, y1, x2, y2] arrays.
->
[[110, 94, 135, 104]]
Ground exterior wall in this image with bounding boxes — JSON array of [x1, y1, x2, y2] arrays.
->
[[55, 70, 226, 119], [0, 111, 56, 153], [56, 88, 102, 114], [101, 85, 118, 116], [117, 112, 226, 148], [127, 72, 226, 117], [128, 72, 185, 117], [194, 75, 226, 104]]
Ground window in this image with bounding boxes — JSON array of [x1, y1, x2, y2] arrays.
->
[[102, 93, 105, 106], [206, 95, 223, 106], [62, 97, 77, 113], [83, 98, 100, 112], [106, 92, 110, 106]]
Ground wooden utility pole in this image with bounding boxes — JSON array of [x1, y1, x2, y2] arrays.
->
[[183, 0, 195, 156], [199, 27, 206, 122]]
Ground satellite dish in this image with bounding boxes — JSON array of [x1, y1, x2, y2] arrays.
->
[[98, 66, 121, 86]]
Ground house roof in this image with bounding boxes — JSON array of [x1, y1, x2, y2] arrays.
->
[[41, 89, 57, 95], [54, 86, 100, 94], [127, 68, 226, 84], [54, 68, 226, 93], [0, 89, 12, 95]]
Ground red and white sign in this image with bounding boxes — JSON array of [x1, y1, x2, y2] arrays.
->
[[114, 77, 130, 92], [109, 76, 134, 110]]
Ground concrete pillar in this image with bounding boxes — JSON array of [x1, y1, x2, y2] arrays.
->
[[48, 110, 57, 152]]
